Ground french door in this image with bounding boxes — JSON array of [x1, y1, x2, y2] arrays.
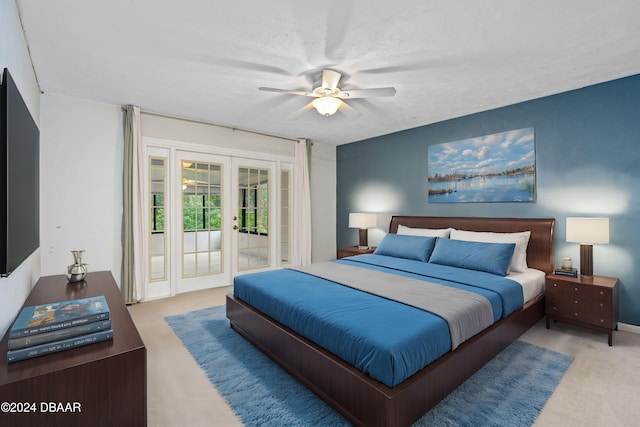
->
[[144, 146, 291, 299], [175, 151, 232, 293], [231, 158, 277, 277]]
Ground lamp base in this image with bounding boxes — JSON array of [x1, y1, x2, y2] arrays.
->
[[358, 228, 369, 250], [579, 244, 594, 277]]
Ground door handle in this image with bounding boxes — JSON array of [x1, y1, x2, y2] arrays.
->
[[233, 225, 239, 230]]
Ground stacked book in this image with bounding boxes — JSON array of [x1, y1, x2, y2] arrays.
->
[[554, 267, 578, 277], [7, 295, 113, 363]]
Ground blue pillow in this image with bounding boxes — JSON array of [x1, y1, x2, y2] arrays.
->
[[373, 234, 437, 262], [428, 238, 515, 276]]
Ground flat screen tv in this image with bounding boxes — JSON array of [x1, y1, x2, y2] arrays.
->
[[0, 68, 40, 277]]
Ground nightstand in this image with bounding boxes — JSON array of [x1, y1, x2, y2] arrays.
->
[[545, 274, 619, 346], [337, 246, 376, 259]]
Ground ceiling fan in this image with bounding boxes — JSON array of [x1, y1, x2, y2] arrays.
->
[[258, 69, 396, 119]]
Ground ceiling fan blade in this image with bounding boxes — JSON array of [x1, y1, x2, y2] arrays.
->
[[207, 57, 294, 76], [182, 52, 297, 76], [336, 87, 396, 99], [323, 1, 353, 61], [337, 100, 361, 118], [322, 69, 342, 91], [357, 62, 433, 75], [259, 87, 317, 97], [287, 102, 315, 120]]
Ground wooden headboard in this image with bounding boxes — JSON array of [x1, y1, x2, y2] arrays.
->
[[389, 216, 556, 274]]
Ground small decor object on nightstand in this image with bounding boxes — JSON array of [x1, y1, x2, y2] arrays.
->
[[554, 257, 578, 277], [67, 250, 88, 282]]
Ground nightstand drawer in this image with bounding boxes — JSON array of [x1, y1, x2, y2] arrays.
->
[[546, 280, 587, 295], [545, 305, 613, 329], [546, 281, 612, 299], [546, 294, 589, 319], [592, 286, 612, 301]]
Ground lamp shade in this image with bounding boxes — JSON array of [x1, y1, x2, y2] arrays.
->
[[349, 213, 377, 229], [566, 217, 609, 244], [312, 96, 341, 116]]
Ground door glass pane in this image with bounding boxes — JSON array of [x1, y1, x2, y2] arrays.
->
[[182, 232, 196, 276], [149, 157, 167, 281], [182, 161, 223, 278], [237, 166, 270, 271], [281, 170, 290, 264]]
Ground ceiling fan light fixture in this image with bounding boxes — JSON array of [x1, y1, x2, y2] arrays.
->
[[259, 68, 395, 119], [312, 96, 341, 116]]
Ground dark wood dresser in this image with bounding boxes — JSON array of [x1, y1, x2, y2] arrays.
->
[[0, 271, 146, 426], [545, 273, 619, 346]]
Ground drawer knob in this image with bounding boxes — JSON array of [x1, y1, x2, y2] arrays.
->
[[553, 283, 558, 287], [574, 313, 579, 316], [600, 319, 605, 323], [574, 287, 579, 291], [553, 307, 557, 311], [574, 300, 578, 304], [600, 291, 604, 295], [600, 303, 604, 307]]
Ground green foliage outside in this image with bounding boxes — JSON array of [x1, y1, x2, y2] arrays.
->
[[183, 194, 222, 231], [151, 194, 164, 231], [151, 193, 222, 231]]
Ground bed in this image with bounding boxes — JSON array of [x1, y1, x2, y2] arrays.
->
[[226, 216, 555, 426]]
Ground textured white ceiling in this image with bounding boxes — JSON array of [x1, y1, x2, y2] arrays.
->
[[15, 0, 640, 145]]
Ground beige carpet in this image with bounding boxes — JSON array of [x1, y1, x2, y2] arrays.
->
[[128, 287, 640, 427]]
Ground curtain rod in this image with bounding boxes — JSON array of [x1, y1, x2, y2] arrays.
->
[[125, 107, 301, 143]]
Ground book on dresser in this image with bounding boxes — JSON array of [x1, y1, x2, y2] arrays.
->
[[9, 295, 110, 339], [7, 328, 114, 363], [6, 295, 113, 363], [8, 319, 112, 350]]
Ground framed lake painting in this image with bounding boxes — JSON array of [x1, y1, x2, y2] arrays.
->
[[427, 127, 536, 203]]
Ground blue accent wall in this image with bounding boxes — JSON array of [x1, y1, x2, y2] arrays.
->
[[337, 74, 640, 326]]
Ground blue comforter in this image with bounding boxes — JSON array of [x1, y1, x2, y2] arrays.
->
[[233, 254, 523, 387]]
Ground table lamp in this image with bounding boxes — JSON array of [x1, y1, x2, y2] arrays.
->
[[349, 213, 377, 250], [566, 217, 609, 277]]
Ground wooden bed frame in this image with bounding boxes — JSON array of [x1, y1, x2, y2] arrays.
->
[[226, 216, 555, 426]]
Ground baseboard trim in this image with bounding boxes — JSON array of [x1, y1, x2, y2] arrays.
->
[[618, 322, 640, 335]]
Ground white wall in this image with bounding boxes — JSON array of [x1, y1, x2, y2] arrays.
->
[[39, 94, 123, 283], [142, 113, 294, 157], [0, 0, 42, 336]]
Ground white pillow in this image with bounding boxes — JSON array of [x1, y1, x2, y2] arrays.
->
[[449, 229, 531, 273], [397, 225, 451, 238]]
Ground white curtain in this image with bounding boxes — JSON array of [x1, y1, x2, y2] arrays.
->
[[293, 138, 312, 266], [122, 105, 146, 303]]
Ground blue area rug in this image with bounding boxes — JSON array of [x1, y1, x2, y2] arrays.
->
[[165, 306, 572, 426]]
